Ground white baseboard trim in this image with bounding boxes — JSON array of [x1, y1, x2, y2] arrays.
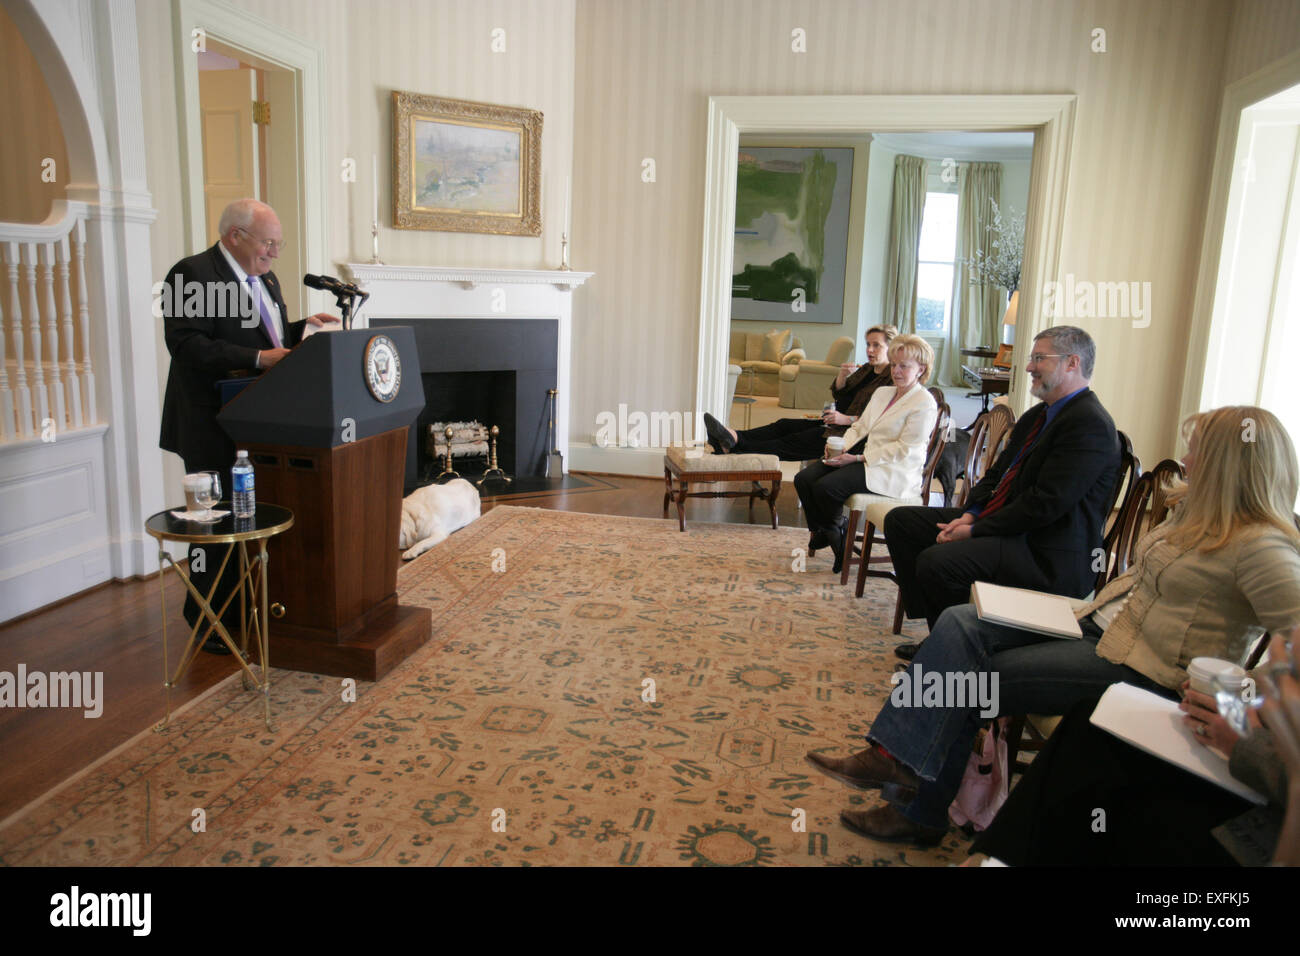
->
[[0, 539, 113, 623], [568, 442, 668, 478]]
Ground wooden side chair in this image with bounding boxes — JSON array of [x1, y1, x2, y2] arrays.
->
[[1007, 454, 1184, 779], [838, 390, 951, 591], [854, 400, 1007, 635], [1091, 431, 1142, 594]]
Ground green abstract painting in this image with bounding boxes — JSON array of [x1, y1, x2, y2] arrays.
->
[[732, 148, 852, 324]]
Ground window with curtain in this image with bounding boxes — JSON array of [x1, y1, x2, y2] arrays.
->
[[915, 191, 959, 334]]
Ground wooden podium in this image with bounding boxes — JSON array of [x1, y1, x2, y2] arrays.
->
[[217, 327, 429, 680]]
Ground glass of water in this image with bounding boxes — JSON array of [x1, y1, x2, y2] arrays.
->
[[196, 471, 221, 520]]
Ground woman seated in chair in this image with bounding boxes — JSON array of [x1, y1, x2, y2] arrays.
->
[[791, 335, 937, 574], [804, 405, 1300, 848], [959, 634, 1298, 866], [703, 326, 897, 461]]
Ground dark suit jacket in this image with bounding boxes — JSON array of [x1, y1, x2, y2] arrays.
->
[[159, 243, 304, 471], [968, 389, 1120, 598]]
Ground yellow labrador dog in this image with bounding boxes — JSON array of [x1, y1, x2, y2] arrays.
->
[[398, 478, 481, 560]]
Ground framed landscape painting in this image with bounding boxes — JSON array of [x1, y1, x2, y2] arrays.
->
[[392, 90, 542, 236], [731, 146, 853, 324]]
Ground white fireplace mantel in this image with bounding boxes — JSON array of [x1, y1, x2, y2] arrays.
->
[[342, 263, 593, 473], [346, 263, 593, 292]]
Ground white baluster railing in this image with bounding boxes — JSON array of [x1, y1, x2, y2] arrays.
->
[[0, 202, 96, 442]]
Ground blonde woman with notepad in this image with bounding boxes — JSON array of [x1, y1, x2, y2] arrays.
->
[[804, 406, 1300, 849]]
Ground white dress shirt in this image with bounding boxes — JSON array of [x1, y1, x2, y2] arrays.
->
[[217, 240, 285, 349]]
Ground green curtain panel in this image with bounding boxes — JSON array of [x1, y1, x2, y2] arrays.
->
[[881, 154, 927, 334], [943, 162, 1004, 387]]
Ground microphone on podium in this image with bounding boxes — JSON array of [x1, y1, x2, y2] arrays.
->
[[304, 273, 363, 296], [304, 273, 367, 330]]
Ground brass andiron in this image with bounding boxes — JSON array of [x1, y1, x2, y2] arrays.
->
[[436, 425, 459, 482], [477, 425, 512, 487]]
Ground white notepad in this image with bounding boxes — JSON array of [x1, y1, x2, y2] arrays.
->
[[970, 581, 1083, 639], [1089, 683, 1266, 805]]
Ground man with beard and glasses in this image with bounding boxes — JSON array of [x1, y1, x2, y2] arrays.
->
[[880, 325, 1120, 661]]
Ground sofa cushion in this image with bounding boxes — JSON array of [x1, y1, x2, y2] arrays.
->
[[760, 328, 792, 363], [744, 333, 766, 361]]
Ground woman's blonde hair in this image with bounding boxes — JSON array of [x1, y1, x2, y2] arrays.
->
[[1165, 405, 1300, 553], [866, 324, 898, 344], [888, 334, 934, 384]]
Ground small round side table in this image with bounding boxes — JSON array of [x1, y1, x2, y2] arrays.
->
[[145, 503, 294, 732]]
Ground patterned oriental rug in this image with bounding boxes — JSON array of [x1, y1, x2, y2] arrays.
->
[[0, 506, 975, 866]]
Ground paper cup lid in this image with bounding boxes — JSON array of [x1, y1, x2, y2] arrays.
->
[[1188, 657, 1246, 682]]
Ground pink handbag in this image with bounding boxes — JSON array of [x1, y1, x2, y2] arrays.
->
[[948, 717, 1011, 831]]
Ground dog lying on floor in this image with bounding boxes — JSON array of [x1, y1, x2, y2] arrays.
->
[[398, 478, 481, 560]]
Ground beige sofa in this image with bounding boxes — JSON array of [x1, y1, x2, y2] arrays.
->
[[778, 336, 856, 408], [729, 329, 805, 396]]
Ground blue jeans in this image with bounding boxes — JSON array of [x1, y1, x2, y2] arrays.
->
[[866, 604, 1169, 830]]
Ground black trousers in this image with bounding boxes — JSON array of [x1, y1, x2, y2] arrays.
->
[[970, 702, 1247, 865], [180, 458, 239, 639], [882, 506, 1052, 629], [794, 461, 874, 533], [733, 418, 827, 461]]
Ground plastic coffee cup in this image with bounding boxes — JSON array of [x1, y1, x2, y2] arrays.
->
[[1187, 657, 1246, 696], [825, 437, 846, 459]]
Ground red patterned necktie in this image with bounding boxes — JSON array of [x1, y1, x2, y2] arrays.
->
[[977, 412, 1045, 520]]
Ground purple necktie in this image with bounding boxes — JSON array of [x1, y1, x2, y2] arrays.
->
[[246, 276, 282, 349]]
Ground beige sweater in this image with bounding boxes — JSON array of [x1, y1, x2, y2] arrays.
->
[[1077, 520, 1300, 690]]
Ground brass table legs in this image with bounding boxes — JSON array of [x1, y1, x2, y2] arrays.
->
[[154, 540, 276, 733]]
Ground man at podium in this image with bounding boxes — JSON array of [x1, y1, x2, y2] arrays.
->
[[158, 198, 336, 652]]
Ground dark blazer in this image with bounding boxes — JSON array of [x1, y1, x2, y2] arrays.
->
[[968, 389, 1120, 598], [158, 243, 304, 471]]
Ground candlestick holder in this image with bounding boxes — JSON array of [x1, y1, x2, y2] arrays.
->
[[370, 220, 385, 265], [559, 232, 571, 271]]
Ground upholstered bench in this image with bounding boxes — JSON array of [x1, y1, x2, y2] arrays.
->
[[662, 446, 782, 531]]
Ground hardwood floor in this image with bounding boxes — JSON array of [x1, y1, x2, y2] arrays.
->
[[0, 473, 811, 822]]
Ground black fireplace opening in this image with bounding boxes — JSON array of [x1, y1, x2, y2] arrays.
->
[[417, 370, 516, 482], [372, 317, 559, 494]]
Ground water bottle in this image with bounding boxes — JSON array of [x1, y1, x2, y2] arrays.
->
[[232, 450, 256, 518]]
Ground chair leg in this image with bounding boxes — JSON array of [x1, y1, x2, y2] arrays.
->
[[768, 479, 780, 529], [891, 590, 904, 635], [840, 509, 862, 586], [855, 521, 876, 598], [676, 479, 688, 531], [1006, 715, 1026, 779]]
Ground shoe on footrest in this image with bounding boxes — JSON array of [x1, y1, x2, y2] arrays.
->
[[703, 413, 735, 454]]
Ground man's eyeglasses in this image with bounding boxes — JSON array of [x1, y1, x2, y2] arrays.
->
[[1027, 352, 1066, 364], [237, 228, 288, 254]]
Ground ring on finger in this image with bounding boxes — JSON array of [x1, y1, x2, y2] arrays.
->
[[1195, 725, 1209, 737]]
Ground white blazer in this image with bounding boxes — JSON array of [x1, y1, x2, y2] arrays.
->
[[839, 382, 938, 500]]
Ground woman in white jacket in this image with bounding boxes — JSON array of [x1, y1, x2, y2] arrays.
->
[[794, 335, 938, 573]]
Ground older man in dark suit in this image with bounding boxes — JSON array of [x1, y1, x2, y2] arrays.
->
[[883, 325, 1120, 661], [159, 198, 335, 651]]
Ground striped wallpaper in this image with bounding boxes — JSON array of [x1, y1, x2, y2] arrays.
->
[[130, 0, 1300, 473], [570, 0, 1300, 467]]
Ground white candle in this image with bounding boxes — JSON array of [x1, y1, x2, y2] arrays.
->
[[372, 154, 379, 225], [564, 175, 571, 238]]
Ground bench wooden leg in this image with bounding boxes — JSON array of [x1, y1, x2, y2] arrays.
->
[[676, 478, 688, 531], [662, 467, 673, 516], [768, 478, 781, 529]]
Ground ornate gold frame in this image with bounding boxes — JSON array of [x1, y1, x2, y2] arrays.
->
[[392, 90, 542, 236]]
